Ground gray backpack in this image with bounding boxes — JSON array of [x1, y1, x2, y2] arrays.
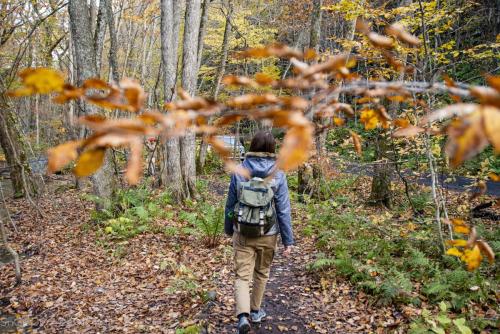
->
[[234, 177, 277, 237]]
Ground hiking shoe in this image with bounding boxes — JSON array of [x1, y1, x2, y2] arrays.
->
[[237, 316, 251, 334], [250, 309, 267, 323]]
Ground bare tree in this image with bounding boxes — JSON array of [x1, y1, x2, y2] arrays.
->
[[180, 0, 202, 199], [160, 0, 185, 202], [68, 0, 116, 207]]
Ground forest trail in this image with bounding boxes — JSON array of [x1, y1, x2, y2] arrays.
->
[[212, 239, 399, 334], [0, 177, 401, 333]]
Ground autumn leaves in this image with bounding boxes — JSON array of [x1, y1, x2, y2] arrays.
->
[[445, 219, 495, 271], [6, 20, 499, 272]]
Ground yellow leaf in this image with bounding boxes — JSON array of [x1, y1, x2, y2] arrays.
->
[[446, 239, 468, 247], [8, 68, 65, 96], [360, 109, 379, 130], [73, 148, 106, 177], [453, 225, 470, 234], [462, 245, 483, 271], [446, 247, 463, 257]]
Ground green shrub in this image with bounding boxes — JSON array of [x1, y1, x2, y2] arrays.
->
[[179, 202, 224, 247], [409, 302, 473, 334]]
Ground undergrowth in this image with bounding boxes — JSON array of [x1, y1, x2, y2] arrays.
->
[[300, 178, 499, 331], [83, 178, 224, 249]]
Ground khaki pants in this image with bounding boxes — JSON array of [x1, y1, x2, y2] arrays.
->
[[233, 232, 278, 316]]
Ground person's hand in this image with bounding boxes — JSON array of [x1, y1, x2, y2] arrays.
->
[[283, 245, 294, 257]]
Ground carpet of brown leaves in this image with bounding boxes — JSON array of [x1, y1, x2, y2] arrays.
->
[[1, 177, 409, 333]]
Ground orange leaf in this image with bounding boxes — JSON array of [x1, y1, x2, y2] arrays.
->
[[470, 86, 500, 107], [73, 148, 106, 177], [367, 32, 394, 49], [420, 103, 478, 124], [222, 75, 258, 88], [350, 131, 362, 156], [333, 117, 345, 126], [83, 78, 110, 90], [393, 118, 410, 128], [278, 96, 309, 110], [453, 225, 470, 234], [47, 140, 82, 173], [466, 227, 478, 249], [482, 106, 500, 153], [276, 125, 313, 171], [476, 240, 495, 264], [485, 74, 500, 92], [126, 139, 143, 185], [385, 23, 421, 47], [392, 125, 425, 138], [120, 78, 145, 112], [227, 94, 279, 109], [254, 73, 276, 86], [489, 173, 500, 181], [214, 114, 243, 127], [445, 111, 489, 167]]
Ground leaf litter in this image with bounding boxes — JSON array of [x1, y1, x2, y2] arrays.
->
[[0, 176, 420, 333]]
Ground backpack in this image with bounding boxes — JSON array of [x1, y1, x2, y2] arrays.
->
[[233, 177, 277, 237]]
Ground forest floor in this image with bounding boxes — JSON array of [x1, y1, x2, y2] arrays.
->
[[0, 175, 404, 334], [0, 174, 497, 333]]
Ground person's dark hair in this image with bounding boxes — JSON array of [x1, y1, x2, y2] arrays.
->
[[249, 131, 276, 154]]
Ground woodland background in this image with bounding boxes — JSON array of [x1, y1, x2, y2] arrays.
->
[[0, 0, 499, 333]]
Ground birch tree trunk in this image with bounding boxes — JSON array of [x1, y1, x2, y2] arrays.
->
[[180, 0, 202, 199], [160, 0, 185, 202], [68, 0, 116, 208]]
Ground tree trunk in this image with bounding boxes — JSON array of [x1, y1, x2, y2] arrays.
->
[[160, 0, 185, 202], [369, 131, 392, 208], [298, 0, 323, 199], [68, 0, 116, 208], [94, 0, 107, 74], [196, 0, 212, 73], [0, 95, 34, 198], [180, 0, 202, 199], [197, 0, 233, 172], [103, 0, 120, 83]]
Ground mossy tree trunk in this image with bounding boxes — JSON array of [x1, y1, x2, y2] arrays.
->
[[0, 94, 36, 198]]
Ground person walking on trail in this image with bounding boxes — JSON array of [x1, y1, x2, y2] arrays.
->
[[224, 131, 295, 334]]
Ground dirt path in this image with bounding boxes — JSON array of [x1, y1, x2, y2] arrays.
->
[[208, 240, 399, 333]]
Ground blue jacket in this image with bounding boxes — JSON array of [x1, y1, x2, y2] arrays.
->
[[224, 153, 294, 246]]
